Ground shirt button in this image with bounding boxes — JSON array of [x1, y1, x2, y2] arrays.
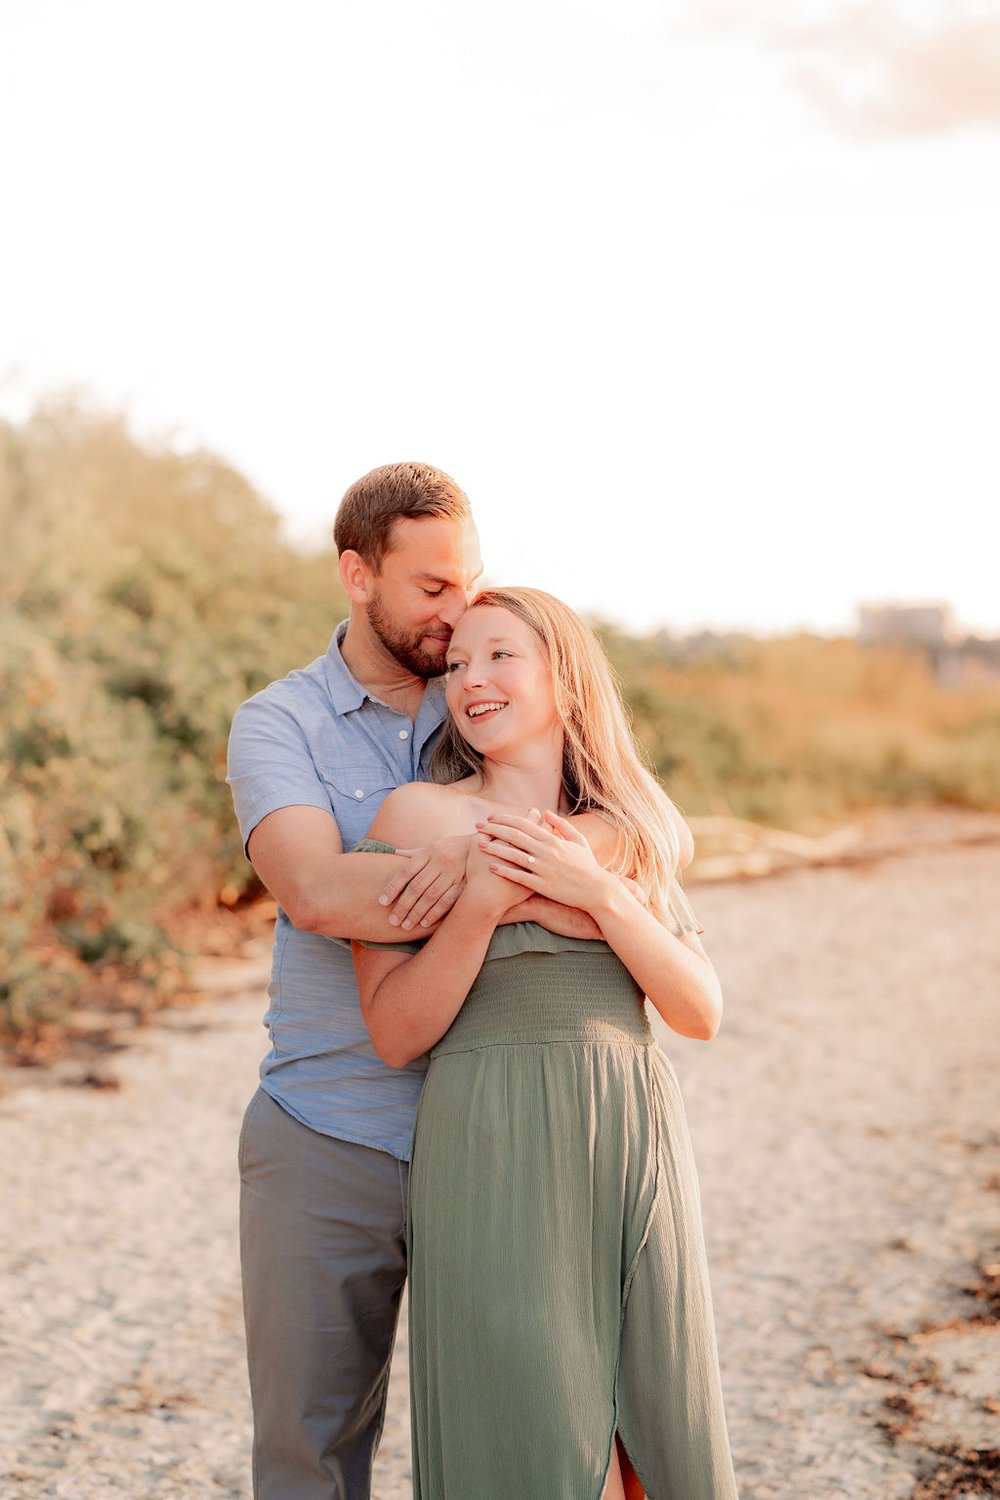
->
[[398, 729, 409, 740], [354, 789, 364, 799]]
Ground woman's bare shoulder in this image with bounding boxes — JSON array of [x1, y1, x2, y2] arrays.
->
[[571, 800, 694, 869], [367, 780, 470, 846], [567, 810, 622, 863]]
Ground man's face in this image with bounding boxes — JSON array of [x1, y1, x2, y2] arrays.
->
[[367, 516, 483, 678]]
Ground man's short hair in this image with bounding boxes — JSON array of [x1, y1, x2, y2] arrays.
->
[[334, 462, 471, 570]]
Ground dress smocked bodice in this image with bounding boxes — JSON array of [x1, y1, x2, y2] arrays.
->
[[360, 918, 652, 1056], [437, 926, 652, 1056], [351, 835, 701, 1054]]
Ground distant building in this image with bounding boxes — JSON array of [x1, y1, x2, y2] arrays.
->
[[857, 601, 1000, 689], [857, 602, 956, 648]]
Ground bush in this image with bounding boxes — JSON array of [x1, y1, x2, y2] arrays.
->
[[0, 398, 346, 1053], [600, 629, 1000, 826]]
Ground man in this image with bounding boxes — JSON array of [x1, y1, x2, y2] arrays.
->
[[227, 462, 596, 1499]]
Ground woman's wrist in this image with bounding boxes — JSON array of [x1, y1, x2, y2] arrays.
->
[[587, 868, 633, 928], [453, 883, 509, 931]]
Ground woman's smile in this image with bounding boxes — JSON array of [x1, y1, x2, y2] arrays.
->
[[465, 700, 509, 720]]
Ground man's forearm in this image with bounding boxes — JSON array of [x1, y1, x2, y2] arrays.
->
[[285, 852, 423, 942], [289, 851, 616, 945], [303, 864, 600, 943]]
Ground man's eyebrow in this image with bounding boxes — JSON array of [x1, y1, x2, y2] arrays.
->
[[414, 567, 485, 585]]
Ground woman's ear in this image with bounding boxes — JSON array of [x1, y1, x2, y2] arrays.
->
[[339, 549, 376, 605]]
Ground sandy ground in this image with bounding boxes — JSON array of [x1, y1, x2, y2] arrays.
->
[[2, 817, 998, 1498]]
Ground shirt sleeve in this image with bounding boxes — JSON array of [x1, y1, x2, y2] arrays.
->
[[226, 694, 334, 855]]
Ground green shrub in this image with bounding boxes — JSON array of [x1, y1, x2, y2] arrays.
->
[[0, 398, 346, 1052]]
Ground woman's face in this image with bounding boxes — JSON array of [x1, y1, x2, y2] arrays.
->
[[444, 606, 560, 754]]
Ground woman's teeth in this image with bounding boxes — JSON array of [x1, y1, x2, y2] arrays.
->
[[467, 702, 507, 718]]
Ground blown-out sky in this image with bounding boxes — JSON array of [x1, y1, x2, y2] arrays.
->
[[2, 0, 998, 636]]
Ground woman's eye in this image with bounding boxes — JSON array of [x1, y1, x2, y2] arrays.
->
[[423, 587, 444, 598], [491, 649, 512, 660]]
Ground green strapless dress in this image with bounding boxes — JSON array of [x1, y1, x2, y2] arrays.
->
[[357, 849, 738, 1498]]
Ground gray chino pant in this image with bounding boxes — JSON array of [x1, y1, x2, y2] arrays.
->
[[239, 1088, 409, 1500]]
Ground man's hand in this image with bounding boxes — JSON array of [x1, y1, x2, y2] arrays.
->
[[505, 895, 603, 938], [377, 835, 472, 931], [505, 872, 647, 939]]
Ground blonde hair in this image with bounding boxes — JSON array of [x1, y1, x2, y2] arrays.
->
[[430, 587, 684, 921]]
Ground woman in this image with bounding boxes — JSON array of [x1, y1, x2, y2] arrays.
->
[[352, 588, 739, 1500]]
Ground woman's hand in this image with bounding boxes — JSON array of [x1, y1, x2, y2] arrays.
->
[[476, 809, 616, 914]]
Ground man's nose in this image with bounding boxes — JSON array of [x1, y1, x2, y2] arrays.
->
[[437, 591, 470, 628]]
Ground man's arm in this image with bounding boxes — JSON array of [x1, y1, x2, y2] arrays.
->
[[228, 692, 468, 941], [249, 804, 659, 943], [247, 805, 467, 942]]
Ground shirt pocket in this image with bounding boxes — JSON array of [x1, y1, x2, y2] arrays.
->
[[317, 764, 399, 846]]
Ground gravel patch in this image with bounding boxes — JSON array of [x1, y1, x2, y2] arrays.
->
[[2, 827, 997, 1497]]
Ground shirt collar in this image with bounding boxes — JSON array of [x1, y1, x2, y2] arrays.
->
[[323, 620, 449, 726]]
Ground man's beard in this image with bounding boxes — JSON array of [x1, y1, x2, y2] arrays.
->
[[368, 590, 450, 679]]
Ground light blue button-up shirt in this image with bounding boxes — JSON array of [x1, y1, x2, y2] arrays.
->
[[226, 621, 448, 1159]]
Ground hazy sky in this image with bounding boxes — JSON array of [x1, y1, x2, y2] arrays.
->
[[2, 0, 998, 635]]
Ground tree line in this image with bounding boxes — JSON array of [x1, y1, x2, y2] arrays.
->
[[2, 400, 997, 1052]]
